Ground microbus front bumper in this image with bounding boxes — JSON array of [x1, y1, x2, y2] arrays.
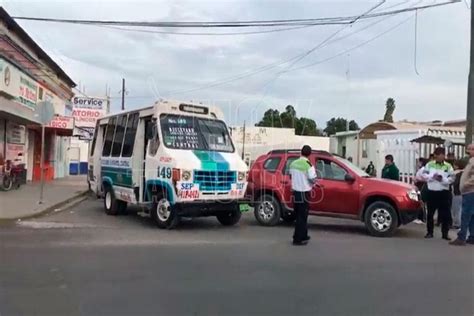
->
[[175, 199, 251, 217]]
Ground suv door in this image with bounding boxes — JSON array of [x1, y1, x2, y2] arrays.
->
[[280, 155, 299, 208], [310, 156, 359, 215]]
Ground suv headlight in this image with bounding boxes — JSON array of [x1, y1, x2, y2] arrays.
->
[[238, 171, 246, 181], [407, 189, 419, 201], [182, 170, 192, 181]]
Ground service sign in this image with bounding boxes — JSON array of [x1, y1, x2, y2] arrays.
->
[[72, 96, 107, 128], [47, 115, 74, 130]]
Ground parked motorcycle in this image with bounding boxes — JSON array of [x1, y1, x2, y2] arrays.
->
[[1, 160, 22, 191]]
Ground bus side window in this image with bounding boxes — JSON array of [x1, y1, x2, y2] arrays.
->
[[122, 113, 139, 157], [102, 117, 116, 156], [112, 115, 127, 157], [90, 122, 99, 156]]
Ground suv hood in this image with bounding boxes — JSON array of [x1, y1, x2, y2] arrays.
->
[[361, 177, 415, 190]]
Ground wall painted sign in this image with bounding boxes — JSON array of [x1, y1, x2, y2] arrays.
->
[[72, 96, 107, 128], [0, 57, 38, 110]]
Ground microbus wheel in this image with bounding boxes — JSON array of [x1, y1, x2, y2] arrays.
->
[[254, 194, 281, 226], [104, 185, 119, 216], [151, 194, 179, 229], [216, 209, 242, 226], [364, 201, 399, 237]]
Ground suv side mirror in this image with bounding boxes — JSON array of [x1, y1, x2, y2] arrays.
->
[[344, 174, 355, 183]]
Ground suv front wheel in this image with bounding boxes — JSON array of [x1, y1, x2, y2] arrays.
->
[[364, 201, 399, 237], [254, 194, 281, 226]]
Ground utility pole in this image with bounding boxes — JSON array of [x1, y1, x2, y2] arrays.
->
[[241, 121, 246, 160], [121, 78, 126, 111], [467, 3, 474, 146]]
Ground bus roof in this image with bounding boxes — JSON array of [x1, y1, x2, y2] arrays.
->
[[98, 99, 224, 122]]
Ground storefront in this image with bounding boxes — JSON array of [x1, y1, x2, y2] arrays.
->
[[0, 57, 73, 182]]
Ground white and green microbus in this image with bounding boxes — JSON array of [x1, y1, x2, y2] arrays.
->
[[88, 100, 248, 229]]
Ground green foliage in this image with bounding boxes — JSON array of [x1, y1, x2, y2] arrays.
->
[[255, 105, 321, 136], [383, 98, 396, 123], [323, 117, 360, 136]]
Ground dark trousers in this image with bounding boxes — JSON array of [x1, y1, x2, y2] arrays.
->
[[293, 191, 309, 242], [426, 190, 452, 237]]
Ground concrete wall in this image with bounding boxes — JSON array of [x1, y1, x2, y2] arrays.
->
[[231, 126, 330, 165]]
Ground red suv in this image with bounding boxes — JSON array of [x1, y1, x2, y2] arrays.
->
[[246, 150, 422, 237]]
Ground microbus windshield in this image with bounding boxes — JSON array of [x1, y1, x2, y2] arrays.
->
[[160, 114, 234, 152]]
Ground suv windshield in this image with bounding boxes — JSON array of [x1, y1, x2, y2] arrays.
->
[[334, 156, 370, 177], [160, 114, 234, 152]]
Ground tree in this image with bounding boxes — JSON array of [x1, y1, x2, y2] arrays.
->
[[323, 117, 359, 136], [255, 109, 282, 128], [383, 98, 396, 123], [255, 105, 321, 136]]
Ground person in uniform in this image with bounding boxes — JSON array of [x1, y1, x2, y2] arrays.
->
[[419, 147, 455, 240], [289, 145, 317, 246]]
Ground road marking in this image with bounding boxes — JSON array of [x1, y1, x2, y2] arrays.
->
[[16, 221, 99, 229]]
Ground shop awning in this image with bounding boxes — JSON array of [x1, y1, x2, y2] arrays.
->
[[28, 115, 74, 136]]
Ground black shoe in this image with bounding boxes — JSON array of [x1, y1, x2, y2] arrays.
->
[[466, 239, 474, 245], [292, 240, 308, 246], [303, 236, 311, 242], [442, 236, 451, 241], [424, 233, 433, 239]]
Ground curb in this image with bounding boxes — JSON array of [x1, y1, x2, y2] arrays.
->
[[0, 190, 90, 222]]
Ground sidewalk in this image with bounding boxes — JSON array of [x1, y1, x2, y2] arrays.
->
[[0, 175, 89, 220]]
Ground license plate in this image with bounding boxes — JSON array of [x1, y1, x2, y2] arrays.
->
[[239, 204, 250, 212]]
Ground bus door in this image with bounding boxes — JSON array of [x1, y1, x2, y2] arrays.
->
[[141, 116, 154, 202]]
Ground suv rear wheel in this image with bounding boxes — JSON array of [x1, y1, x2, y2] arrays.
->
[[254, 194, 281, 226], [364, 201, 399, 237]]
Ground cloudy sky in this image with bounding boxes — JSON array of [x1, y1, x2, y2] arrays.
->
[[1, 0, 470, 129]]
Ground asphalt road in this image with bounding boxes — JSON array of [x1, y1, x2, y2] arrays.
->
[[1, 197, 473, 316]]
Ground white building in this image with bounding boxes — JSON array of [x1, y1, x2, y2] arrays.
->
[[230, 126, 330, 165], [331, 121, 466, 183]]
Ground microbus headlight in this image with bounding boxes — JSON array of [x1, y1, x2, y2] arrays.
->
[[238, 171, 246, 181], [182, 170, 192, 181], [407, 189, 419, 202]]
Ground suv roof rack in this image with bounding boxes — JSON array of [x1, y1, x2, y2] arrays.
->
[[267, 149, 331, 155]]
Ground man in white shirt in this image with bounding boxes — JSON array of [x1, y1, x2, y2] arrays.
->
[[289, 145, 317, 246], [419, 147, 455, 240]]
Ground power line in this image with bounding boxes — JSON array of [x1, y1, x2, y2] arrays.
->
[[286, 15, 415, 73], [103, 1, 450, 97], [97, 24, 320, 36], [112, 13, 417, 100], [11, 1, 460, 30], [162, 1, 411, 96]]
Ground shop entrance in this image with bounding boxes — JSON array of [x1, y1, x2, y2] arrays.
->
[[32, 130, 54, 181]]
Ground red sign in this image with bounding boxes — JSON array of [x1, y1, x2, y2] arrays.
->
[[48, 116, 74, 130]]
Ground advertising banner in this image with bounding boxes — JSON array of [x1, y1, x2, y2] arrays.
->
[[72, 96, 107, 129], [0, 57, 38, 110], [47, 115, 74, 130]]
